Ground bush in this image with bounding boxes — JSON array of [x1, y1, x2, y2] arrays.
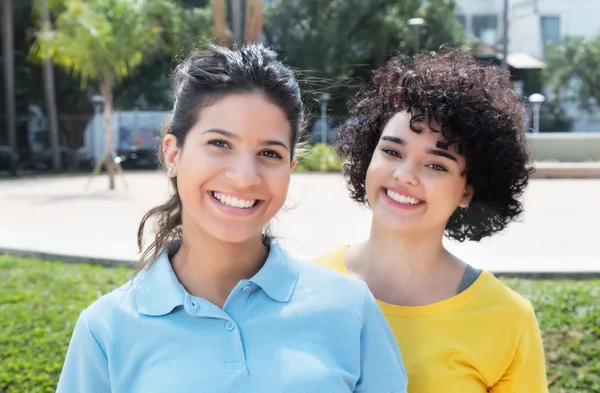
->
[[295, 143, 342, 172], [1, 255, 598, 392]]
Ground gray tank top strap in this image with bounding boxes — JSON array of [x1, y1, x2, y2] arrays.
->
[[457, 264, 481, 294]]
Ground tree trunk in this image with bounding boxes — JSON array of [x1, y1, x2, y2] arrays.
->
[[100, 74, 115, 190], [213, 0, 228, 47], [231, 0, 243, 44], [40, 0, 61, 172], [2, 0, 17, 175], [253, 0, 262, 43], [244, 0, 254, 43], [244, 0, 262, 43]]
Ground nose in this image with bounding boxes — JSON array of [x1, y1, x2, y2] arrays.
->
[[225, 152, 261, 188], [392, 160, 419, 186]]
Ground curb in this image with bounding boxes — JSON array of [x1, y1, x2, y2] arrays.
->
[[531, 163, 600, 179], [489, 271, 600, 279], [0, 247, 135, 269], [2, 247, 600, 279]]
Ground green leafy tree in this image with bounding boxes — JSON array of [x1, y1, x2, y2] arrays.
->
[[264, 0, 465, 117], [113, 2, 213, 109], [545, 33, 600, 113], [30, 0, 168, 189]]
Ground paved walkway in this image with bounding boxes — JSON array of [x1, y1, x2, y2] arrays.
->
[[0, 171, 598, 274]]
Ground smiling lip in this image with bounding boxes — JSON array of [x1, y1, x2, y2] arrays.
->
[[381, 187, 425, 210], [208, 191, 263, 217]]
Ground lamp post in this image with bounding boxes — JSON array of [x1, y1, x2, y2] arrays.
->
[[91, 95, 103, 115], [408, 18, 425, 55], [320, 93, 331, 144], [528, 93, 545, 133]]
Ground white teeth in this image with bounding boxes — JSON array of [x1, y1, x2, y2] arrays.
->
[[212, 192, 257, 209], [386, 189, 421, 205]]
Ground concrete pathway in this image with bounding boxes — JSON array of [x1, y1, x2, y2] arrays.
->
[[0, 171, 598, 274]]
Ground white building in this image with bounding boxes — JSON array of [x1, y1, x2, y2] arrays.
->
[[456, 0, 600, 131], [457, 0, 600, 57]]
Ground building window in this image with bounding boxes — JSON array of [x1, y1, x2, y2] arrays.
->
[[472, 14, 498, 45], [541, 16, 561, 45]]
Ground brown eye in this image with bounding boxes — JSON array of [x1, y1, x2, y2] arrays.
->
[[382, 148, 400, 157], [428, 163, 448, 172], [208, 139, 230, 148], [260, 150, 283, 159]]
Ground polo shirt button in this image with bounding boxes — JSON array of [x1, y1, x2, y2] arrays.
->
[[241, 285, 251, 293], [225, 321, 235, 331]]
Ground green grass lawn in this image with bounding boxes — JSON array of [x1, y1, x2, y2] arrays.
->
[[1, 255, 598, 393]]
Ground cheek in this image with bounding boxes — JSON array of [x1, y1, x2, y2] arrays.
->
[[261, 164, 291, 204], [425, 177, 466, 205], [365, 158, 388, 195], [176, 154, 219, 198]]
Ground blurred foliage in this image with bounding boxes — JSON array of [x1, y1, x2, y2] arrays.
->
[[263, 0, 465, 117], [538, 103, 574, 133], [2, 0, 464, 157], [545, 33, 600, 114], [295, 143, 342, 172], [113, 2, 214, 109], [4, 0, 466, 116], [29, 0, 166, 85]]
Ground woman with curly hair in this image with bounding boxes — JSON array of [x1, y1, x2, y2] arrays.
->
[[315, 48, 548, 393]]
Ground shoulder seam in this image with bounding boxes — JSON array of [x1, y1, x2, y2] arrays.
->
[[81, 309, 109, 360]]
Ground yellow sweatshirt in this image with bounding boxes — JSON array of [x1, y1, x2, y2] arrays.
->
[[314, 246, 549, 393]]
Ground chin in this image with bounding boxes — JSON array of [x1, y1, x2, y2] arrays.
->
[[204, 223, 265, 245], [372, 210, 421, 232], [378, 219, 419, 233]]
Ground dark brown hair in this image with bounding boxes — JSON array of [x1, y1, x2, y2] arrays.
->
[[136, 43, 304, 273], [337, 46, 533, 242]]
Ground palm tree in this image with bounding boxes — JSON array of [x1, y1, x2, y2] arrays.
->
[[35, 0, 61, 172], [2, 0, 17, 175], [30, 0, 165, 189]]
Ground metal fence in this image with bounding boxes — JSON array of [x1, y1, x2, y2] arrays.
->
[[0, 110, 168, 173]]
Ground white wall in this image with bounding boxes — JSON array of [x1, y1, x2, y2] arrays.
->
[[457, 0, 600, 56], [537, 0, 600, 39], [457, 0, 600, 132]]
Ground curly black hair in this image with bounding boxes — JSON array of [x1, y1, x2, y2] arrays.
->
[[336, 47, 534, 242]]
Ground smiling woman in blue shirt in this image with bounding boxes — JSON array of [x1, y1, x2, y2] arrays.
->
[[56, 43, 408, 393]]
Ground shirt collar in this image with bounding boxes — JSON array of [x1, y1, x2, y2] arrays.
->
[[133, 241, 299, 316], [249, 241, 299, 303], [133, 250, 185, 316]]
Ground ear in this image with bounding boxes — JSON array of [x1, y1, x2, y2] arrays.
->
[[290, 158, 297, 171], [458, 184, 474, 208], [163, 134, 180, 178]]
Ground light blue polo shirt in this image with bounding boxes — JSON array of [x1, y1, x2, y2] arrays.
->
[[56, 242, 408, 393]]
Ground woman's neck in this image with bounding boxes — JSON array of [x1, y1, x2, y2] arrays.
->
[[171, 218, 268, 308], [345, 220, 467, 306]]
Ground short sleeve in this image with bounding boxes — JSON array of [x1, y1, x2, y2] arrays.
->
[[354, 284, 408, 393], [56, 310, 111, 393], [490, 302, 549, 393]]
